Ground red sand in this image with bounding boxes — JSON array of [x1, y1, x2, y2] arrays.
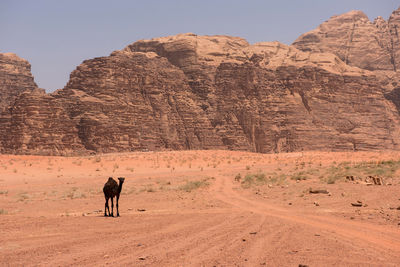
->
[[1, 150, 399, 266]]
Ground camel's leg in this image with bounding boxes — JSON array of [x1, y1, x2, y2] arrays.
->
[[116, 195, 120, 217], [104, 197, 110, 216], [111, 197, 114, 217]]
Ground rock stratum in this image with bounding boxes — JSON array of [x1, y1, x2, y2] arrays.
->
[[293, 9, 400, 72], [0, 53, 38, 111], [1, 7, 400, 155]]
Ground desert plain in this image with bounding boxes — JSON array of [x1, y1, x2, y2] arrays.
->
[[0, 150, 400, 266]]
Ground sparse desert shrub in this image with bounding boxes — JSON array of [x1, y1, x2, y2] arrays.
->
[[113, 163, 119, 172], [146, 187, 155, 193], [72, 160, 82, 166], [235, 173, 242, 182], [18, 192, 30, 202], [327, 177, 337, 184], [0, 190, 8, 195], [320, 159, 400, 184], [179, 178, 210, 192], [268, 173, 287, 184], [241, 173, 267, 188], [290, 171, 308, 181], [246, 165, 251, 170], [63, 211, 71, 217], [0, 209, 8, 215], [93, 157, 101, 163], [307, 168, 320, 175], [158, 184, 169, 191], [66, 187, 86, 199]]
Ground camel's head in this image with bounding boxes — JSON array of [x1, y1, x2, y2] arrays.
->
[[118, 177, 125, 184]]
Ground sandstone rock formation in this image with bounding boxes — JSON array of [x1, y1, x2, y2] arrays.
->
[[1, 7, 400, 155], [123, 34, 400, 152], [0, 89, 84, 155], [55, 51, 223, 153], [293, 7, 400, 72], [0, 53, 38, 111]]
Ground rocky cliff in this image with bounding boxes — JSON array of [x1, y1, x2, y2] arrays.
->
[[0, 89, 84, 155], [0, 53, 38, 111], [1, 7, 400, 155], [124, 35, 399, 152], [293, 7, 400, 72], [55, 51, 223, 153]]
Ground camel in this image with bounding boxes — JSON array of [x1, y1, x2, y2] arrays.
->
[[103, 177, 125, 217]]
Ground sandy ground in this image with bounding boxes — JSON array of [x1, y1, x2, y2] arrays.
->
[[0, 150, 400, 266]]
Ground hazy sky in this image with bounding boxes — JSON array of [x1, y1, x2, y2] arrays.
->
[[1, 0, 399, 92]]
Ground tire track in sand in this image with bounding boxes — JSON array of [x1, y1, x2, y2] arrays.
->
[[209, 174, 400, 257]]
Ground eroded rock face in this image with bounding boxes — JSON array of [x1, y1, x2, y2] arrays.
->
[[293, 7, 400, 72], [0, 89, 85, 155], [56, 51, 223, 153], [1, 8, 400, 155], [0, 53, 38, 111], [124, 34, 400, 152], [212, 63, 400, 152], [291, 6, 400, 136]]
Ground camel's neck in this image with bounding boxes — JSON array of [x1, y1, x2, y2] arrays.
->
[[118, 181, 124, 194]]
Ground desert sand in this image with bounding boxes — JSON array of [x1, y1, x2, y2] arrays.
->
[[1, 150, 400, 266]]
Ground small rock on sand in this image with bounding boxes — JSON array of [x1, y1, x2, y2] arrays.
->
[[309, 189, 329, 194]]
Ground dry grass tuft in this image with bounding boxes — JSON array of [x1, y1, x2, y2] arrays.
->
[[241, 173, 267, 188], [65, 187, 86, 199], [320, 160, 400, 184], [179, 178, 212, 192]]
